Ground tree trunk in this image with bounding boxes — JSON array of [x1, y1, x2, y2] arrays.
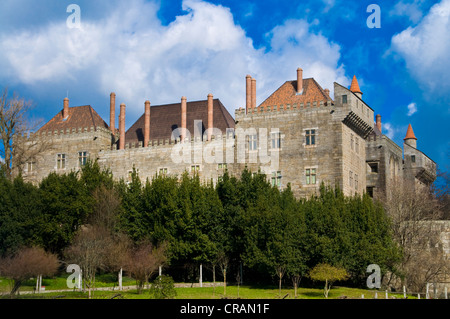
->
[[213, 265, 216, 295], [324, 279, 328, 298], [223, 269, 227, 296], [279, 273, 282, 297], [11, 280, 22, 295]]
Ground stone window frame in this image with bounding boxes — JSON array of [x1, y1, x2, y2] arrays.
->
[[342, 95, 348, 104], [305, 166, 318, 186], [218, 163, 228, 170], [56, 153, 66, 170], [270, 131, 281, 150], [191, 164, 201, 173], [26, 159, 36, 174], [303, 128, 318, 148], [248, 134, 258, 152], [78, 151, 89, 168], [271, 171, 282, 188], [350, 134, 354, 151], [128, 167, 141, 183], [355, 137, 359, 154], [158, 167, 169, 176], [354, 173, 358, 190]]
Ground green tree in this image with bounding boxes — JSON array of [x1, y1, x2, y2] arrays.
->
[[0, 175, 42, 256], [39, 171, 91, 254], [309, 263, 349, 298]]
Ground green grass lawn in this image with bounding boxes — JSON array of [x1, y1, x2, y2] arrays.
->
[[0, 276, 417, 300], [0, 274, 137, 293]]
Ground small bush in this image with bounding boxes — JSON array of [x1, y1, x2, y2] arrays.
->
[[150, 275, 177, 299]]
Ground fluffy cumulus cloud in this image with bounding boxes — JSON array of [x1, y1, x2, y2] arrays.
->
[[0, 0, 347, 118], [407, 102, 417, 116], [391, 0, 450, 97]]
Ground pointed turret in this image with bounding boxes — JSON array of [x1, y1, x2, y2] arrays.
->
[[350, 75, 362, 99], [404, 124, 417, 148]]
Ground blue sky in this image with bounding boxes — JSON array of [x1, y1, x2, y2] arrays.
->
[[0, 0, 449, 177]]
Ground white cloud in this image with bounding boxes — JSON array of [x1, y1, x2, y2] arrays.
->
[[390, 0, 450, 96], [389, 0, 426, 24], [383, 122, 395, 139], [407, 102, 418, 116], [383, 122, 409, 141], [0, 0, 348, 119]]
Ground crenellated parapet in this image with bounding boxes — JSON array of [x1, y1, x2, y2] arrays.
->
[[111, 133, 236, 151], [32, 126, 113, 139], [235, 99, 333, 120]]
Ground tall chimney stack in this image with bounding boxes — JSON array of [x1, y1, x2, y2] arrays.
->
[[144, 100, 151, 147], [63, 97, 69, 119], [297, 68, 303, 94], [181, 96, 187, 142], [251, 78, 256, 109], [119, 103, 126, 150], [246, 75, 252, 114], [324, 88, 330, 97], [110, 93, 116, 134], [207, 94, 214, 141], [376, 114, 382, 134]]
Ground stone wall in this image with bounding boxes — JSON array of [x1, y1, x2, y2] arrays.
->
[[22, 126, 112, 184]]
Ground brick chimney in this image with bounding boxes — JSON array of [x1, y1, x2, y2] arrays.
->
[[207, 94, 213, 141], [376, 114, 382, 134], [119, 103, 126, 150], [110, 93, 116, 134], [324, 88, 330, 97], [251, 78, 256, 109], [246, 75, 251, 114], [297, 68, 303, 94], [63, 97, 69, 119], [144, 100, 151, 147], [181, 96, 187, 142]]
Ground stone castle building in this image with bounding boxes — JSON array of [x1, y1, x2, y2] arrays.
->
[[21, 67, 437, 199]]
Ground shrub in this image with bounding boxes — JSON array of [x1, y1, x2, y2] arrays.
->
[[150, 275, 177, 299]]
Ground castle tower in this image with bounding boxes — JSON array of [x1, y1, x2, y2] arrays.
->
[[404, 124, 417, 149], [350, 75, 363, 99]]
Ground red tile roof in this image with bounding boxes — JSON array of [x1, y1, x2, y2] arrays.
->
[[258, 78, 331, 109], [38, 105, 109, 134]]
